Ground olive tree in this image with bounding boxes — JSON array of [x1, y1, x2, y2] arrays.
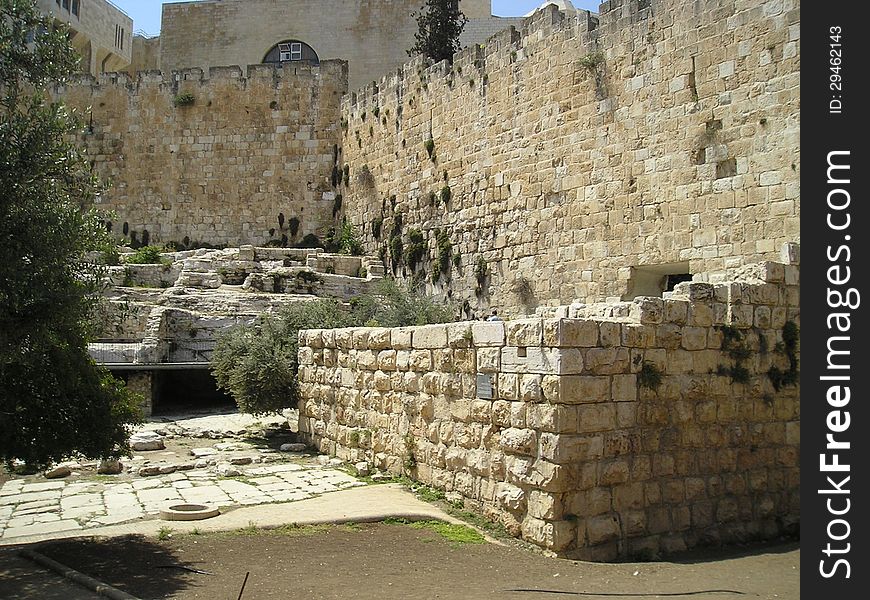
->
[[0, 0, 141, 468]]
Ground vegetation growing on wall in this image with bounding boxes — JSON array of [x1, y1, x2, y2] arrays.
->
[[768, 321, 799, 391], [173, 92, 196, 107], [716, 325, 751, 384], [474, 256, 489, 295], [405, 228, 426, 272], [435, 229, 452, 278]]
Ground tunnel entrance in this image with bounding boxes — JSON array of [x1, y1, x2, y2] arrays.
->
[[151, 369, 236, 416]]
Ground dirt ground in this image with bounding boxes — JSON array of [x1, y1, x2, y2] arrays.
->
[[21, 524, 799, 600]]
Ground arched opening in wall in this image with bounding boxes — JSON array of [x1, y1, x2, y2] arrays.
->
[[262, 40, 320, 66], [622, 262, 693, 300], [151, 369, 236, 416]]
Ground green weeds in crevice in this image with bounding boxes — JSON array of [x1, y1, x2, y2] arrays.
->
[[638, 361, 663, 390], [717, 324, 751, 384], [767, 321, 799, 391]]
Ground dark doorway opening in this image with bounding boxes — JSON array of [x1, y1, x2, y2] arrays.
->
[[152, 369, 235, 415]]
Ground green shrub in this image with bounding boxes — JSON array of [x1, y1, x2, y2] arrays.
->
[[440, 185, 451, 206], [125, 245, 164, 264], [297, 233, 322, 248], [435, 229, 452, 276], [405, 228, 426, 272], [337, 218, 363, 255], [212, 280, 452, 414], [638, 362, 663, 390], [371, 216, 383, 240], [173, 92, 195, 107]]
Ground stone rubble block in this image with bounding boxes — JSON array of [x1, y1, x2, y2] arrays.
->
[[130, 431, 165, 451], [499, 427, 537, 456], [629, 297, 664, 324], [43, 466, 71, 479], [521, 515, 575, 552]]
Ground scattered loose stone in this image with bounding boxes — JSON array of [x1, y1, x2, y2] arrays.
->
[[214, 463, 240, 477], [228, 456, 252, 466], [190, 448, 219, 458], [130, 431, 165, 451], [43, 466, 71, 479], [354, 462, 371, 477], [97, 459, 123, 475], [158, 465, 177, 474], [280, 443, 307, 453], [138, 465, 162, 477]]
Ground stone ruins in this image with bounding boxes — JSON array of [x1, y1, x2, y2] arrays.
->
[[55, 0, 799, 559]]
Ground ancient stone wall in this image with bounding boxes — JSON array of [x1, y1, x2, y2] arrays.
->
[[158, 0, 507, 91], [127, 35, 160, 74], [54, 62, 347, 247], [297, 260, 800, 559], [338, 0, 800, 312]]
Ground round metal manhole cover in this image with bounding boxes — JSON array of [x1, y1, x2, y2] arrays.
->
[[159, 503, 220, 521]]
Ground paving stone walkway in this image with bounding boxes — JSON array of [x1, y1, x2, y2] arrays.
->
[[0, 462, 363, 541]]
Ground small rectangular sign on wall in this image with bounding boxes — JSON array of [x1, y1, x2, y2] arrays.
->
[[476, 373, 493, 400]]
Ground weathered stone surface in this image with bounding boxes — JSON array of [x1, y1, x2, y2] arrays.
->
[[130, 432, 165, 452], [499, 428, 537, 456], [471, 322, 505, 347], [97, 459, 123, 475], [43, 466, 71, 479]]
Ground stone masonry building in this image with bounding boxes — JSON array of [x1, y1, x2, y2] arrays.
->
[[37, 0, 132, 75], [135, 0, 523, 91]]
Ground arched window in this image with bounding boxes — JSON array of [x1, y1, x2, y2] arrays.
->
[[263, 40, 319, 65]]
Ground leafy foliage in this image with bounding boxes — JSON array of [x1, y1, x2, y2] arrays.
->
[[125, 245, 165, 264], [407, 0, 468, 64], [0, 0, 141, 468], [173, 92, 195, 107], [405, 228, 426, 272], [211, 279, 452, 414]]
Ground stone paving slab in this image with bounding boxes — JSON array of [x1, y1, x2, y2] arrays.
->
[[0, 461, 365, 541]]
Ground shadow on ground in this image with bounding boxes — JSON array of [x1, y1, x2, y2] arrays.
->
[[33, 535, 197, 599], [6, 524, 799, 600]]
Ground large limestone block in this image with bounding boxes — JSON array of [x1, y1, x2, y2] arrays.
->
[[501, 347, 583, 375], [412, 324, 448, 348], [471, 321, 505, 346], [391, 327, 413, 349], [506, 319, 544, 346], [544, 319, 600, 347], [539, 433, 604, 463]]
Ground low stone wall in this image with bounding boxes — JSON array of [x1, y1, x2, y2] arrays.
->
[[297, 261, 800, 559]]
